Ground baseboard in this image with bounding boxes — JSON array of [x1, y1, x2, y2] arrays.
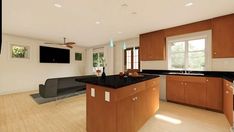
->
[[0, 88, 38, 95]]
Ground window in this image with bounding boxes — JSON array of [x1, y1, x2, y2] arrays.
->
[[168, 38, 206, 70], [93, 52, 104, 67], [11, 45, 29, 59], [124, 47, 140, 70]]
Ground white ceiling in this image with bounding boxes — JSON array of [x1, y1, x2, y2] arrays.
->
[[2, 0, 234, 47]]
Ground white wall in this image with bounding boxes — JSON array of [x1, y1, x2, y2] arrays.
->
[[114, 38, 139, 74], [0, 34, 86, 95]]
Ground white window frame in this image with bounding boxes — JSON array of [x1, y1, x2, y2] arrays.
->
[[167, 30, 212, 71]]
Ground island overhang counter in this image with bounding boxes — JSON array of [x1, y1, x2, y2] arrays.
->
[[76, 75, 160, 132]]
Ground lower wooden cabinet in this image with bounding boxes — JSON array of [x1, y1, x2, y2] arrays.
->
[[166, 76, 185, 103], [87, 78, 160, 132], [223, 79, 233, 126], [206, 77, 223, 111], [166, 76, 223, 111], [185, 81, 206, 107]]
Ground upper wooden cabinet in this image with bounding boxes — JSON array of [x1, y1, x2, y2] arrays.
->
[[140, 31, 165, 61], [164, 20, 211, 37], [212, 14, 234, 58]]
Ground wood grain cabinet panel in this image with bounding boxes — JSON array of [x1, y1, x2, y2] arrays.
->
[[117, 96, 134, 132], [223, 80, 233, 126], [185, 81, 206, 107], [140, 31, 165, 61], [205, 77, 223, 111], [212, 14, 234, 58], [166, 76, 185, 103]]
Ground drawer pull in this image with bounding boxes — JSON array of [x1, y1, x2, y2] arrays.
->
[[135, 97, 138, 100], [226, 91, 229, 94], [133, 88, 137, 91], [206, 79, 208, 82]]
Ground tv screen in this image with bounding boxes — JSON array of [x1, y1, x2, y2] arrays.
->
[[40, 46, 70, 63]]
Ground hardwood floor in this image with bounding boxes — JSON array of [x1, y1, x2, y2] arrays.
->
[[0, 91, 230, 132]]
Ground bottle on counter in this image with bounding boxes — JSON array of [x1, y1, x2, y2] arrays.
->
[[101, 67, 106, 79]]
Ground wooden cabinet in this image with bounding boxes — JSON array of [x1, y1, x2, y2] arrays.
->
[[212, 14, 234, 58], [223, 79, 233, 126], [87, 78, 160, 132], [117, 96, 134, 132], [166, 76, 223, 111], [140, 31, 165, 61], [206, 77, 223, 111], [166, 76, 185, 103], [185, 80, 206, 107]]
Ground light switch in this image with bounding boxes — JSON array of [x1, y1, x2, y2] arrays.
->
[[105, 91, 110, 102], [91, 88, 95, 97]]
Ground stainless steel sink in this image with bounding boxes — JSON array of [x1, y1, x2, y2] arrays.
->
[[168, 72, 204, 76]]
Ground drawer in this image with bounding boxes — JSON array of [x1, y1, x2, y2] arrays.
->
[[116, 82, 145, 101], [146, 78, 160, 88], [167, 75, 206, 83]]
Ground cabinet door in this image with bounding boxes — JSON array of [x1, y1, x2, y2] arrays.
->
[[166, 77, 185, 103], [212, 14, 234, 58], [150, 31, 165, 60], [206, 77, 223, 111], [134, 91, 148, 131], [140, 31, 165, 61], [223, 80, 233, 126], [140, 33, 151, 61], [185, 82, 206, 107], [117, 96, 134, 132]]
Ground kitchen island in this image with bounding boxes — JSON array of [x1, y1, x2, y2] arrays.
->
[[76, 75, 160, 132]]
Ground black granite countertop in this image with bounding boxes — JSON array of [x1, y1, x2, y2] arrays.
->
[[75, 75, 159, 89], [142, 70, 234, 83]]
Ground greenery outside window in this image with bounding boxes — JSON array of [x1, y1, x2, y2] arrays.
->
[[168, 38, 206, 71], [11, 45, 29, 59], [93, 52, 104, 68]]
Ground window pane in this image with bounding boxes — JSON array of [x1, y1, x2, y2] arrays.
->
[[133, 63, 138, 69], [99, 52, 104, 67], [93, 53, 98, 67], [188, 39, 205, 51], [171, 53, 185, 69], [171, 42, 185, 52], [188, 52, 205, 70]]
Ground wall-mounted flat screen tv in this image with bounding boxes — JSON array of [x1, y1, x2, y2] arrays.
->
[[40, 46, 70, 63]]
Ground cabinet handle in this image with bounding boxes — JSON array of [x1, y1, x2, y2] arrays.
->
[[133, 88, 137, 91], [226, 84, 229, 86], [226, 91, 229, 94], [214, 52, 217, 55], [135, 97, 138, 100], [206, 79, 208, 82], [132, 98, 136, 101]]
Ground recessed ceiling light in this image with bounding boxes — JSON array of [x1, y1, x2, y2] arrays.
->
[[95, 21, 101, 24], [185, 2, 193, 7], [54, 3, 62, 8], [121, 3, 128, 7]]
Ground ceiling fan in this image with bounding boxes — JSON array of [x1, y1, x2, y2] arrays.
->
[[45, 37, 76, 48]]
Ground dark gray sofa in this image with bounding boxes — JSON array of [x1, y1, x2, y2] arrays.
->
[[39, 75, 95, 98]]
